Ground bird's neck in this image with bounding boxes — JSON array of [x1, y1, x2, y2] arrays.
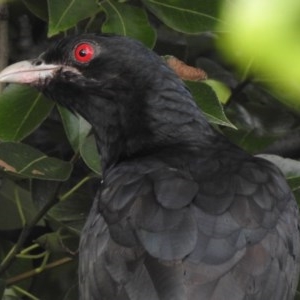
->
[[83, 72, 217, 170]]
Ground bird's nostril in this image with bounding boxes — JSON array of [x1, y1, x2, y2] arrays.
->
[[32, 59, 43, 66]]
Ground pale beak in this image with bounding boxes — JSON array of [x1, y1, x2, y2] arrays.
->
[[0, 60, 61, 85]]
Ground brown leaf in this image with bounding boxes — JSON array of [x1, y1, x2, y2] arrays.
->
[[165, 56, 207, 81]]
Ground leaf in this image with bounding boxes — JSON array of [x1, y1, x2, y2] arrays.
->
[[47, 0, 101, 37], [142, 0, 222, 34], [257, 154, 300, 179], [186, 81, 235, 128], [257, 154, 300, 191], [31, 180, 61, 210], [26, 254, 78, 299], [222, 128, 276, 154], [0, 240, 33, 290], [101, 0, 156, 48], [80, 134, 101, 175], [36, 232, 79, 254], [0, 85, 54, 142], [0, 179, 42, 230], [58, 105, 91, 152], [204, 79, 231, 104], [222, 83, 299, 153], [164, 55, 207, 81], [48, 184, 94, 233], [58, 106, 101, 174], [22, 0, 48, 21], [0, 142, 72, 181]]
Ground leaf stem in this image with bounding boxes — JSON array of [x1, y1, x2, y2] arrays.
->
[[59, 175, 94, 201], [12, 285, 39, 300], [0, 183, 62, 275], [6, 257, 73, 286], [15, 188, 26, 226]]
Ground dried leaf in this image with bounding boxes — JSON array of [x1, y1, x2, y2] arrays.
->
[[165, 56, 207, 81]]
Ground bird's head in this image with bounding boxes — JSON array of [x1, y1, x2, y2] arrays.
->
[[0, 34, 211, 168]]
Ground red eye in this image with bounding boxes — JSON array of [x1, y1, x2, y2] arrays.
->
[[74, 43, 94, 63]]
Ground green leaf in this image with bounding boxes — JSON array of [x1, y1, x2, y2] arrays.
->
[[48, 185, 94, 233], [58, 106, 101, 173], [31, 180, 61, 209], [47, 0, 101, 37], [101, 0, 156, 48], [186, 81, 235, 128], [0, 179, 42, 230], [80, 134, 101, 175], [58, 105, 91, 152], [0, 142, 72, 181], [222, 128, 276, 154], [257, 154, 300, 179], [257, 154, 300, 191], [22, 0, 48, 21], [142, 0, 222, 34], [0, 85, 54, 142], [36, 232, 79, 254], [204, 79, 231, 104]]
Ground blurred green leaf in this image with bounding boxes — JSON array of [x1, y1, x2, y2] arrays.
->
[[47, 0, 101, 36], [257, 154, 300, 178], [101, 0, 156, 48], [186, 81, 235, 128], [2, 288, 20, 300], [222, 83, 300, 153], [0, 142, 72, 181], [142, 0, 222, 34], [0, 179, 42, 230], [218, 0, 300, 109], [58, 105, 91, 152], [80, 134, 101, 175], [22, 0, 48, 21], [257, 154, 300, 191], [0, 85, 53, 142]]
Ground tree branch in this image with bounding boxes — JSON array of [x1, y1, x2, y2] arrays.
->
[[0, 3, 8, 93]]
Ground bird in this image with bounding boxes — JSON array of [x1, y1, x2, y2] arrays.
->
[[0, 33, 299, 300]]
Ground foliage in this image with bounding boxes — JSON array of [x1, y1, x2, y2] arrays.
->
[[218, 0, 300, 108], [0, 0, 300, 299]]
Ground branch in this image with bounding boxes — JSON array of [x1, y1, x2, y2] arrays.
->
[[6, 257, 73, 285], [0, 183, 62, 275], [0, 3, 8, 92]]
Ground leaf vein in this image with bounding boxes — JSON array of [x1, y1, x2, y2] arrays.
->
[[18, 156, 48, 174], [53, 0, 76, 30], [147, 0, 222, 23], [13, 93, 43, 140], [106, 0, 126, 35]]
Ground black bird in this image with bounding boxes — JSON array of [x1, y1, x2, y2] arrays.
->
[[0, 34, 299, 300]]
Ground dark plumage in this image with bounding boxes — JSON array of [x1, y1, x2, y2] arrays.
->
[[0, 33, 299, 300]]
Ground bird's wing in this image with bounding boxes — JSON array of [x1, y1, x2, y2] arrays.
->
[[79, 155, 300, 300], [185, 156, 300, 300]]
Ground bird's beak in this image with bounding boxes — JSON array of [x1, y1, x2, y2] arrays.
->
[[0, 60, 60, 85]]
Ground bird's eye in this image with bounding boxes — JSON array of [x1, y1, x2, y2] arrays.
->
[[74, 43, 94, 63]]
